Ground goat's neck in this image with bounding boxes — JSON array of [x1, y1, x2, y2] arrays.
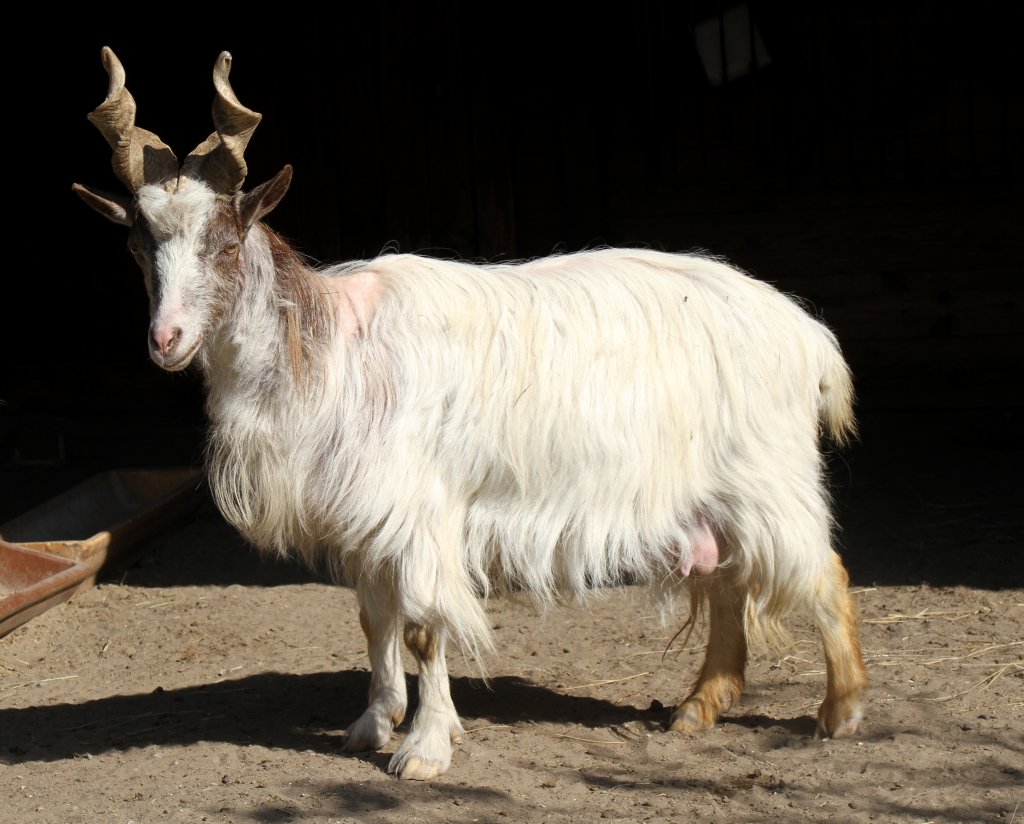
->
[[201, 224, 334, 419]]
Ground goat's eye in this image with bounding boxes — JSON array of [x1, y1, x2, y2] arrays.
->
[[221, 242, 240, 258]]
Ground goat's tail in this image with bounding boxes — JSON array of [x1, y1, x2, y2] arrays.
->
[[818, 341, 858, 447]]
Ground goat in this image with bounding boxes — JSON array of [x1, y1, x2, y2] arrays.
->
[[74, 47, 868, 780]]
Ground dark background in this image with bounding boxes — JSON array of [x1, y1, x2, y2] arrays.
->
[[3, 3, 1021, 585]]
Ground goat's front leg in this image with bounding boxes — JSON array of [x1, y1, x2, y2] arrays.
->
[[344, 581, 407, 752], [388, 622, 464, 780]]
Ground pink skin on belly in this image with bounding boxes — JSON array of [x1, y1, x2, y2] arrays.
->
[[680, 520, 720, 576]]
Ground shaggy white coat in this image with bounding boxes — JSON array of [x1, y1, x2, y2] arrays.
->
[[127, 180, 860, 778], [169, 223, 855, 655]]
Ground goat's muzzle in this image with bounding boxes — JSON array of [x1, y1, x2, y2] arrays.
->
[[149, 324, 200, 371]]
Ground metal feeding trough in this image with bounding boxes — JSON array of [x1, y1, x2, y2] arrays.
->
[[0, 468, 204, 638]]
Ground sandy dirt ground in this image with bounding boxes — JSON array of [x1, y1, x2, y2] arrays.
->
[[1, 415, 1022, 824]]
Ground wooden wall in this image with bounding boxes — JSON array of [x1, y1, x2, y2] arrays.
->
[[270, 2, 1021, 410]]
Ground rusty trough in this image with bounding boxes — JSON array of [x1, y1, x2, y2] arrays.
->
[[0, 468, 203, 638]]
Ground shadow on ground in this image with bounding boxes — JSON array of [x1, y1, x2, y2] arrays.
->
[[0, 670, 649, 765]]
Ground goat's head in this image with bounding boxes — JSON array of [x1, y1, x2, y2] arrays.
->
[[73, 47, 292, 371]]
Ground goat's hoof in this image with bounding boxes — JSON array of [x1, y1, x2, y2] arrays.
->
[[387, 726, 455, 780], [816, 697, 864, 739], [343, 710, 397, 752], [668, 697, 718, 734], [395, 756, 443, 781]]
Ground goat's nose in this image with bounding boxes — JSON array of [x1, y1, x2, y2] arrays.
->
[[151, 325, 182, 357]]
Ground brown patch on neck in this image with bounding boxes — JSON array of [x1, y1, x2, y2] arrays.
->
[[264, 228, 334, 388], [202, 200, 248, 324]]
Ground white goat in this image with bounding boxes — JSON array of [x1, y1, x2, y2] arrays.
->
[[75, 48, 868, 780]]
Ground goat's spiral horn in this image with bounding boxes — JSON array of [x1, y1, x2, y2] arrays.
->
[[87, 46, 179, 192], [181, 51, 262, 194]]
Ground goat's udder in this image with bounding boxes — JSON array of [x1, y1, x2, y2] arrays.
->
[[680, 520, 721, 577]]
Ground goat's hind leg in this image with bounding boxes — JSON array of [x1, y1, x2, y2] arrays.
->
[[344, 581, 407, 752], [670, 577, 747, 733], [389, 623, 464, 780], [815, 550, 868, 738]]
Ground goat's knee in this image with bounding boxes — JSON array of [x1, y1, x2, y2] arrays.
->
[[404, 621, 440, 663]]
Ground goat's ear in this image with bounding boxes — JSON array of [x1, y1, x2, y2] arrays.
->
[[72, 183, 133, 227], [237, 165, 293, 235]]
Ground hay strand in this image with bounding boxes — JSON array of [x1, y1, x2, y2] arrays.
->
[[553, 733, 630, 746], [0, 674, 79, 695], [922, 639, 1023, 666], [864, 607, 985, 624], [921, 663, 1021, 703], [561, 671, 651, 692], [465, 724, 512, 734]]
